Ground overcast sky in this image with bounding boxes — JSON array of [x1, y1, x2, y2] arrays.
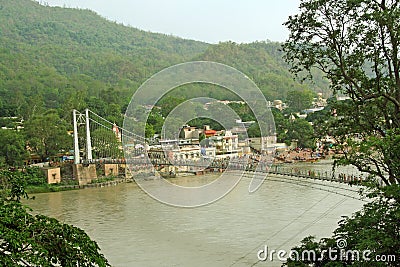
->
[[43, 0, 300, 44]]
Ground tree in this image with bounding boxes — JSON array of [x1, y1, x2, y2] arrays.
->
[[105, 103, 123, 126], [247, 123, 261, 138], [199, 132, 206, 142], [283, 0, 400, 185], [286, 89, 315, 113], [282, 1, 400, 266], [286, 118, 315, 148], [271, 108, 290, 143], [228, 102, 256, 122], [285, 185, 400, 267], [145, 123, 156, 139], [91, 127, 123, 159], [24, 111, 72, 162], [0, 130, 28, 167], [157, 96, 186, 118], [146, 111, 164, 134], [0, 169, 110, 266]]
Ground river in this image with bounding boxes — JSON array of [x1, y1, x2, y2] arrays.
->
[[26, 162, 366, 267]]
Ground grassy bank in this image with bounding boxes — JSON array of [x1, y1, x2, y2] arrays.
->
[[26, 184, 79, 194], [26, 176, 127, 194]]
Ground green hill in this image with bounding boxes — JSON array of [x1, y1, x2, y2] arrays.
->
[[0, 0, 329, 123], [198, 41, 330, 100], [0, 0, 208, 120]]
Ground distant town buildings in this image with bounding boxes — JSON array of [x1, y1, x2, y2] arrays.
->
[[0, 117, 24, 131], [314, 93, 327, 107], [148, 125, 242, 162], [272, 99, 285, 110], [144, 95, 334, 163]]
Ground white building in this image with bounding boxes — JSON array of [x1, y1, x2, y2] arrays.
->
[[209, 131, 239, 158]]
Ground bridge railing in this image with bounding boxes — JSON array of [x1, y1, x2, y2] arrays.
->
[[79, 156, 366, 185]]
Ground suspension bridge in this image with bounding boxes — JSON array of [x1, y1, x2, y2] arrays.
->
[[69, 109, 367, 200], [72, 108, 146, 164]]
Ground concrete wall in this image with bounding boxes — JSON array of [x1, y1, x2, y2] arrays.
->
[[104, 164, 119, 176], [73, 164, 97, 185], [43, 167, 61, 184]]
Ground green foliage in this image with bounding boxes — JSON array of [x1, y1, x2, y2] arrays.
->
[[147, 111, 165, 134], [0, 0, 207, 121], [285, 185, 400, 267], [324, 99, 400, 185], [144, 123, 156, 139], [199, 132, 206, 142], [198, 41, 330, 100], [283, 1, 400, 266], [0, 169, 28, 201], [0, 0, 329, 128], [157, 96, 186, 118], [24, 111, 72, 161], [306, 107, 330, 124], [0, 117, 21, 128], [24, 166, 47, 186], [0, 169, 110, 266], [0, 130, 28, 167], [271, 108, 290, 142], [227, 102, 256, 122], [0, 0, 331, 164], [286, 118, 315, 148], [286, 89, 315, 113], [247, 123, 261, 138], [283, 0, 400, 185], [187, 118, 224, 132], [91, 127, 123, 159]]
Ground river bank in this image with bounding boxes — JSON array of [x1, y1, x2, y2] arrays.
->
[[27, 159, 367, 194], [26, 177, 129, 194]]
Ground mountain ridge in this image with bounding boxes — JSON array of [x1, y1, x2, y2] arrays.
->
[[0, 0, 329, 122]]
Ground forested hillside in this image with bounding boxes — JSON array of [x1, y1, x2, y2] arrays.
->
[[0, 0, 329, 124], [198, 41, 330, 100], [0, 0, 209, 122]]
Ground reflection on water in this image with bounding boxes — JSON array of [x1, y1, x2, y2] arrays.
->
[[26, 167, 365, 267]]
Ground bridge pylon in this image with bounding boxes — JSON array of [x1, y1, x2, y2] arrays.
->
[[72, 109, 93, 164]]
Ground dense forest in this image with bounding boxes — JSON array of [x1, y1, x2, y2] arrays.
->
[[0, 0, 329, 122]]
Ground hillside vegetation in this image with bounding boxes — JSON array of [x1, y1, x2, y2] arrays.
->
[[198, 41, 330, 100], [0, 0, 329, 124]]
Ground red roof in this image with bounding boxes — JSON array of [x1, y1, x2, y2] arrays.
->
[[204, 130, 217, 136]]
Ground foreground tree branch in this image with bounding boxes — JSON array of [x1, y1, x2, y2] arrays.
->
[[283, 0, 400, 185], [0, 170, 110, 267]]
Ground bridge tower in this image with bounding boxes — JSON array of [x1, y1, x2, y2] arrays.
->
[[72, 109, 93, 164], [72, 109, 96, 185]]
